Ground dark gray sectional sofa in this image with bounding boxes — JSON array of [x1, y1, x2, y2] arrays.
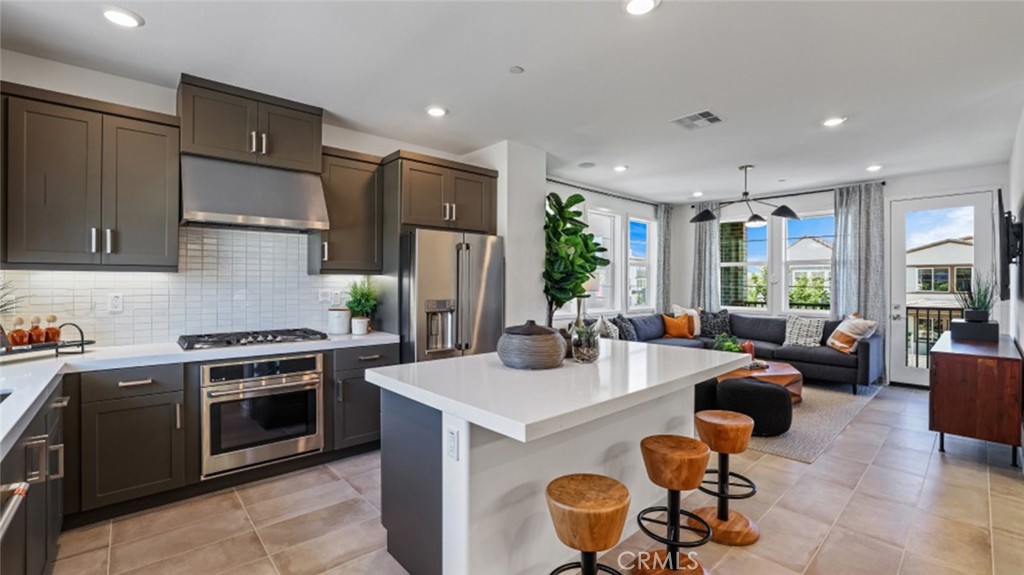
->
[[623, 313, 884, 395]]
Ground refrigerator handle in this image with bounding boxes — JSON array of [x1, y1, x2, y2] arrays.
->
[[455, 242, 464, 350], [461, 243, 473, 351]]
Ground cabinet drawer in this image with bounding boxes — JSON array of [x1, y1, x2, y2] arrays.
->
[[334, 344, 399, 371], [81, 364, 183, 403]]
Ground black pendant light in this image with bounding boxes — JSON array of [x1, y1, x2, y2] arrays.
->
[[689, 165, 801, 224]]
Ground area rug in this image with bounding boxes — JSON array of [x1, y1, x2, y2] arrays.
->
[[747, 384, 881, 463]]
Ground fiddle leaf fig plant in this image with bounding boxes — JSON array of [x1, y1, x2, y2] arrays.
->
[[543, 192, 610, 327]]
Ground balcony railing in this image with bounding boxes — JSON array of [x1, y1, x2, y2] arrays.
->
[[905, 305, 964, 368]]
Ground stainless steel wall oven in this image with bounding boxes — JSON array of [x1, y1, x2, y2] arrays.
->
[[201, 354, 323, 479]]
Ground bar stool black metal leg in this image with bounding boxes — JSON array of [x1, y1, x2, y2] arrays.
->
[[666, 490, 680, 570], [717, 452, 729, 522], [581, 552, 597, 575]]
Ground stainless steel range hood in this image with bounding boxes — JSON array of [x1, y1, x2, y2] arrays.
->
[[181, 155, 329, 232]]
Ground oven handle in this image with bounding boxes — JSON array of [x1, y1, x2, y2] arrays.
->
[[206, 380, 319, 399]]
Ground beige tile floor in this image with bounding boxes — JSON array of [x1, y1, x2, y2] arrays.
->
[[54, 385, 1024, 575]]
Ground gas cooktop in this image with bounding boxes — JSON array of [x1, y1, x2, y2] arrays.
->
[[177, 328, 329, 350]]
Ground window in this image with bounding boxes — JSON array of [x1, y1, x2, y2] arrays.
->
[[628, 219, 655, 310], [954, 267, 973, 292], [586, 210, 618, 312], [784, 215, 835, 312], [913, 267, 951, 292], [720, 222, 768, 309]]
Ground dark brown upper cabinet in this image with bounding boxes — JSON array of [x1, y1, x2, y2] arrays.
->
[[3, 89, 180, 271], [102, 117, 180, 267], [177, 76, 322, 173], [5, 97, 103, 266], [384, 151, 497, 234], [310, 148, 383, 274]]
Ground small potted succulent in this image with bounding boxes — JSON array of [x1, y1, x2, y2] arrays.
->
[[954, 274, 996, 323], [345, 277, 379, 335], [571, 323, 600, 363]]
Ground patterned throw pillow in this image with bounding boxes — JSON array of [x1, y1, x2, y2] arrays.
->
[[699, 309, 731, 338], [614, 314, 638, 341], [594, 315, 620, 340], [827, 314, 878, 354], [671, 304, 703, 336], [784, 315, 826, 347]]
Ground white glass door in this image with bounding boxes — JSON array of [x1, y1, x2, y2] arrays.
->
[[889, 192, 994, 385]]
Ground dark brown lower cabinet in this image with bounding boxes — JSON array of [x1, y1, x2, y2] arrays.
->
[[0, 383, 64, 575], [334, 370, 383, 449], [81, 392, 185, 510]]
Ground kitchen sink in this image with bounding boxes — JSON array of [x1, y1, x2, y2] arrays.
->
[[0, 389, 12, 404]]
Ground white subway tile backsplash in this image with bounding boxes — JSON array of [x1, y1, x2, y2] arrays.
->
[[1, 227, 363, 346]]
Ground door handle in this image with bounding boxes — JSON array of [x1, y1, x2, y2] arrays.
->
[[336, 378, 344, 402], [249, 131, 257, 153], [207, 380, 317, 398], [451, 203, 457, 221], [358, 354, 382, 361], [24, 436, 47, 484], [0, 483, 30, 540], [51, 396, 71, 409], [90, 228, 99, 253], [118, 378, 154, 388], [260, 133, 268, 155], [892, 314, 903, 320], [322, 241, 329, 262], [175, 403, 182, 430], [48, 444, 64, 480], [105, 229, 113, 254], [442, 203, 450, 221]]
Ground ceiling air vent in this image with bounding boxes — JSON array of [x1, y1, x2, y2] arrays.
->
[[671, 110, 724, 130]]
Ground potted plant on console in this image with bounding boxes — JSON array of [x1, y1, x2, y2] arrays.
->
[[951, 274, 998, 341], [346, 277, 379, 336]]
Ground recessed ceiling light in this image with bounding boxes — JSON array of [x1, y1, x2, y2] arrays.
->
[[624, 0, 661, 15], [103, 7, 144, 28], [578, 162, 595, 169], [822, 116, 848, 127], [426, 106, 448, 118], [613, 165, 628, 173], [866, 164, 883, 172], [692, 191, 704, 197], [509, 66, 525, 74]]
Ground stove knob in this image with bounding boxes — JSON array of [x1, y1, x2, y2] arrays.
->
[[274, 335, 283, 342], [256, 335, 265, 342]]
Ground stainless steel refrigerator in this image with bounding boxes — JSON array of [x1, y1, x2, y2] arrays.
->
[[399, 229, 504, 363]]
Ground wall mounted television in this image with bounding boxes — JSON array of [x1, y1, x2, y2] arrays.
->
[[998, 188, 1022, 301]]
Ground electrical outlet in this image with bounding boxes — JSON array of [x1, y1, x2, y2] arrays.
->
[[446, 428, 459, 461], [108, 293, 123, 313], [317, 289, 331, 303], [329, 290, 343, 305]]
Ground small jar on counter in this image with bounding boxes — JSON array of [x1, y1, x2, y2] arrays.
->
[[28, 316, 46, 345], [7, 316, 29, 346], [44, 315, 61, 343]]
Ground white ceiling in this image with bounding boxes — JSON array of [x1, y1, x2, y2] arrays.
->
[[2, 1, 1023, 202]]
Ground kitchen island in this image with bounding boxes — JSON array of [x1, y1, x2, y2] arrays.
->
[[365, 339, 749, 575]]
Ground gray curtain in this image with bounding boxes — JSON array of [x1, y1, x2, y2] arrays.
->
[[655, 204, 672, 313], [831, 182, 886, 334], [691, 202, 721, 311]]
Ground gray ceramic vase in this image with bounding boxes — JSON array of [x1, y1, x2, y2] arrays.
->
[[496, 320, 566, 370]]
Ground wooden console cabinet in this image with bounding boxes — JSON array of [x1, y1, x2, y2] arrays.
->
[[929, 332, 1022, 467]]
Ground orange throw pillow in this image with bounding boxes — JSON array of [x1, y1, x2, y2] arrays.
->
[[663, 314, 694, 338]]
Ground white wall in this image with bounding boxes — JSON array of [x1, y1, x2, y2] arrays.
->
[[1011, 109, 1024, 340], [461, 141, 548, 326]]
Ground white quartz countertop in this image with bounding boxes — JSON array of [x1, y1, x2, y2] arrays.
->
[[365, 339, 749, 442], [0, 332, 399, 458]]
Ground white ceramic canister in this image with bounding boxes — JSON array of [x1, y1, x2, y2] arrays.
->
[[327, 308, 352, 335], [351, 317, 370, 335]]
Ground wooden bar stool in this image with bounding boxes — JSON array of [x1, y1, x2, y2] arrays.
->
[[689, 410, 759, 546], [546, 473, 631, 575], [632, 435, 713, 575]]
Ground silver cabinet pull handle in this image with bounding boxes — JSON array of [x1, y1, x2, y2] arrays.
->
[[51, 396, 71, 409], [451, 203, 456, 221], [118, 378, 154, 388], [337, 378, 344, 402], [442, 203, 450, 221], [90, 228, 99, 253], [48, 444, 64, 480], [250, 131, 257, 153], [25, 436, 47, 484], [0, 483, 30, 539], [105, 229, 113, 254], [358, 354, 382, 361], [322, 242, 329, 262], [260, 133, 268, 155], [175, 403, 182, 430]]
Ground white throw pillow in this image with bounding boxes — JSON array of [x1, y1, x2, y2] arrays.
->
[[594, 315, 620, 340], [670, 304, 702, 337], [784, 315, 826, 347], [827, 314, 878, 354]]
